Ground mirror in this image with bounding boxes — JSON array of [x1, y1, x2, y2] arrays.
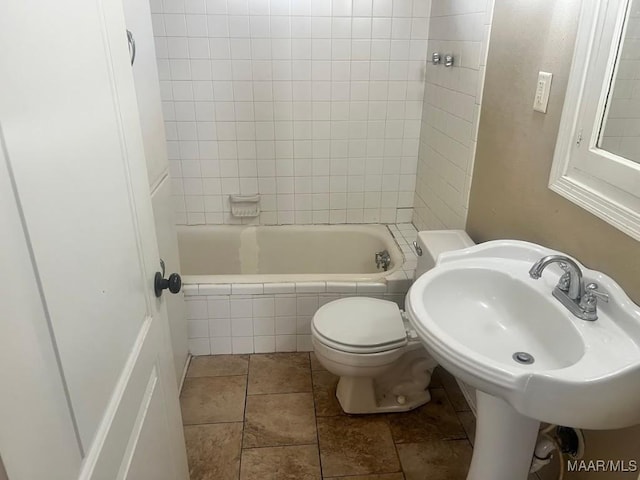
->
[[598, 0, 640, 163], [550, 0, 640, 242]]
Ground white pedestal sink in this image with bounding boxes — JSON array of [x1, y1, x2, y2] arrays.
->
[[405, 240, 640, 480]]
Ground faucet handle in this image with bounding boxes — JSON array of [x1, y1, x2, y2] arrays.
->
[[584, 283, 609, 303], [579, 282, 609, 317], [557, 262, 571, 292]]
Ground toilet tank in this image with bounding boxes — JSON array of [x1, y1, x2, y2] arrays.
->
[[414, 230, 474, 279]]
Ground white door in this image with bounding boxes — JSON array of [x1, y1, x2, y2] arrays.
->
[[122, 0, 189, 383], [0, 0, 189, 479], [124, 0, 188, 382]]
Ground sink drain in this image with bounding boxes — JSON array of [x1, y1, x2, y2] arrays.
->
[[512, 352, 535, 364]]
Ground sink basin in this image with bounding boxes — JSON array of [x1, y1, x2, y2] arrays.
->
[[406, 240, 640, 480], [422, 266, 585, 371]]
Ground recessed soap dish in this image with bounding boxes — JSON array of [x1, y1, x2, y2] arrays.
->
[[229, 194, 260, 217]]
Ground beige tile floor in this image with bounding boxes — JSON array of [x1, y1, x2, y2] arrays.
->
[[180, 352, 485, 480]]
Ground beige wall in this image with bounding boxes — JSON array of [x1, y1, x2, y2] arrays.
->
[[467, 1, 640, 478]]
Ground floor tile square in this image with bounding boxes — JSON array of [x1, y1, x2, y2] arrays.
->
[[240, 445, 321, 480], [396, 440, 472, 480], [311, 370, 344, 417], [187, 354, 249, 377], [184, 423, 242, 480], [317, 416, 400, 477], [388, 388, 466, 443], [243, 392, 317, 448], [181, 376, 246, 424], [248, 353, 312, 394]]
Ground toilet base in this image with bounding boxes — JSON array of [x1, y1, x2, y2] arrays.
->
[[312, 333, 437, 415], [332, 348, 437, 414], [336, 376, 432, 414]]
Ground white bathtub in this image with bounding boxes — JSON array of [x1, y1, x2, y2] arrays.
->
[[179, 223, 419, 356], [178, 224, 404, 284]]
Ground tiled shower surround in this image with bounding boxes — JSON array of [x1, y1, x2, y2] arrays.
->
[[184, 223, 418, 355], [412, 0, 494, 230], [150, 0, 430, 226]]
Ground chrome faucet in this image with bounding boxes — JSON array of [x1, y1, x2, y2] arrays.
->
[[529, 255, 583, 300], [375, 250, 391, 271], [529, 255, 608, 321]]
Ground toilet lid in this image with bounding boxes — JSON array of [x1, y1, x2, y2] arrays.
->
[[312, 298, 407, 353]]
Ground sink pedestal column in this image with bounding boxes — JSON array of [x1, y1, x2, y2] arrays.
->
[[467, 391, 540, 480]]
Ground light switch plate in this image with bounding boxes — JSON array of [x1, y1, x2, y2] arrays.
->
[[533, 71, 553, 113]]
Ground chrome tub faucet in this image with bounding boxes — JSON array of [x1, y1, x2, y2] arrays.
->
[[375, 250, 391, 271], [529, 255, 608, 321]]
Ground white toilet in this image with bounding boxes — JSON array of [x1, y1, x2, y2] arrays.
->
[[311, 230, 474, 414]]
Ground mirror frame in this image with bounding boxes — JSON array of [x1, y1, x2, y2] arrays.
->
[[550, 0, 640, 241]]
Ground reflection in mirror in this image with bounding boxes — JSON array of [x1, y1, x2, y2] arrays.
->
[[599, 0, 640, 163]]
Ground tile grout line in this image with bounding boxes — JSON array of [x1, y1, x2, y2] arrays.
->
[[309, 352, 327, 479], [453, 408, 476, 450], [385, 410, 407, 479], [238, 358, 251, 480], [246, 389, 314, 396], [436, 380, 473, 446], [433, 377, 475, 451], [185, 374, 248, 379], [183, 419, 245, 427], [241, 441, 319, 451]]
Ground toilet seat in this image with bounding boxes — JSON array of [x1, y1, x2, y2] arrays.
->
[[312, 297, 408, 354]]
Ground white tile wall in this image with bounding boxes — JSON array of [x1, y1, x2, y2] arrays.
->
[[600, 7, 640, 163], [151, 0, 430, 226], [185, 223, 418, 355], [412, 0, 494, 230]]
